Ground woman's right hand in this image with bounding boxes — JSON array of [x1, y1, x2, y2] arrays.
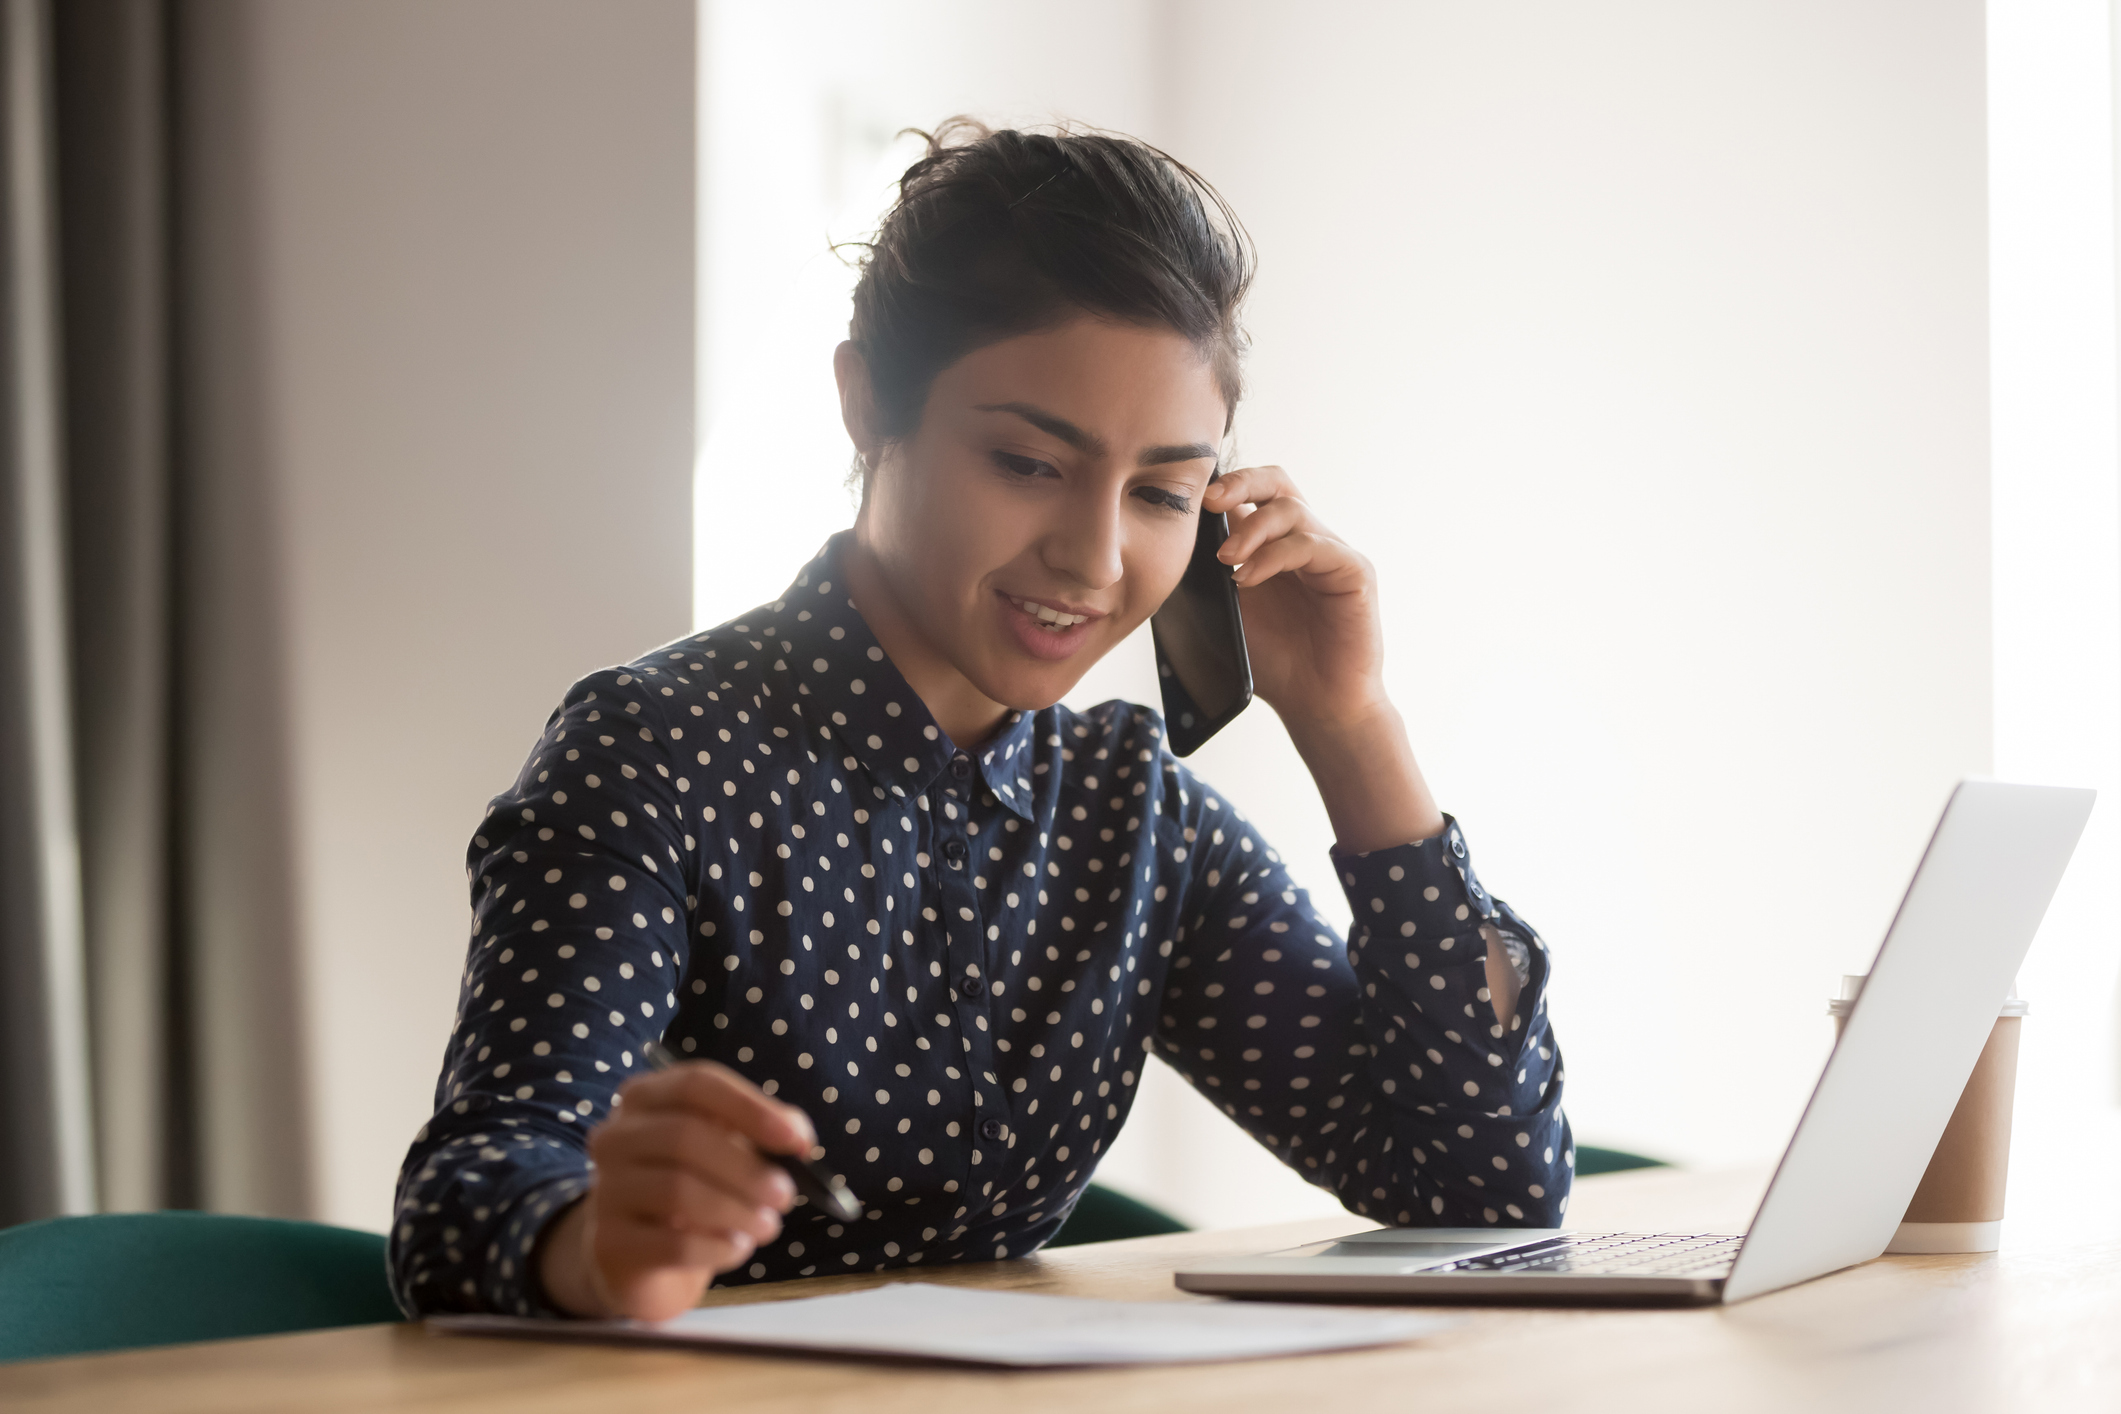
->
[[536, 1060, 815, 1320]]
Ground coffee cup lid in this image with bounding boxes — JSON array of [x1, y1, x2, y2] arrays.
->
[[1826, 973, 2026, 1018]]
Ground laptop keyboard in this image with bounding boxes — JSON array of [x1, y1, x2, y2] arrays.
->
[[1438, 1232, 1743, 1279]]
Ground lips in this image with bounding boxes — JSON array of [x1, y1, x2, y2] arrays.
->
[[997, 591, 1105, 663], [1005, 594, 1097, 631]]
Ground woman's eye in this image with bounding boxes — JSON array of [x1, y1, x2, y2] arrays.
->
[[991, 451, 1056, 479], [1135, 486, 1193, 514]]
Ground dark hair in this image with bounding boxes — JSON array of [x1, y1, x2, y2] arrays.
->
[[847, 118, 1254, 445]]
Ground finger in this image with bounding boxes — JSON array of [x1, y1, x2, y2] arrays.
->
[[590, 1110, 796, 1211], [1232, 529, 1366, 591], [597, 1210, 754, 1283], [1217, 495, 1310, 566], [599, 1161, 785, 1245], [617, 1060, 815, 1154], [1204, 464, 1297, 511], [597, 1151, 785, 1239]]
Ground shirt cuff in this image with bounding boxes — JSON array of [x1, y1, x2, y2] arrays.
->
[[458, 1167, 593, 1319], [1330, 814, 1498, 925]]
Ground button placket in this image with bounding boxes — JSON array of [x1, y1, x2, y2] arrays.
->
[[933, 791, 1004, 1191]]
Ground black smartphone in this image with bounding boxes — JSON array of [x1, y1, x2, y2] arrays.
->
[[1151, 476, 1252, 756]]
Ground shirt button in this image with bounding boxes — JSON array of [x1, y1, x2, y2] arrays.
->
[[980, 1118, 1005, 1141], [1451, 835, 1467, 858], [943, 838, 967, 865], [958, 975, 982, 999], [951, 755, 972, 780]]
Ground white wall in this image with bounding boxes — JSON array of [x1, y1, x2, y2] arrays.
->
[[696, 1, 2022, 1229], [207, 0, 695, 1230], [1987, 0, 2121, 1149]]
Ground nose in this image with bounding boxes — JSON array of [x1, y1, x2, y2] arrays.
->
[[1042, 481, 1126, 591]]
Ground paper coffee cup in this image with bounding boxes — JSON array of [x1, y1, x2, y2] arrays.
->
[[1828, 975, 2026, 1254]]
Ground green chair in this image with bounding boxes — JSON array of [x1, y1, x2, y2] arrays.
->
[[1575, 1145, 1668, 1176], [1048, 1182, 1189, 1248], [0, 1211, 403, 1364]]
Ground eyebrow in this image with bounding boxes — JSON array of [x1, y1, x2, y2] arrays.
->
[[975, 402, 1216, 469], [1140, 441, 1218, 467]]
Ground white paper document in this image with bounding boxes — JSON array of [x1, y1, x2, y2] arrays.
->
[[432, 1280, 1457, 1368]]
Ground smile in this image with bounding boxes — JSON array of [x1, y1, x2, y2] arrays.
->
[[1006, 595, 1096, 632]]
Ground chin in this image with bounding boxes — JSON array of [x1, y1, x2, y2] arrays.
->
[[972, 661, 1089, 716], [996, 677, 1079, 714]]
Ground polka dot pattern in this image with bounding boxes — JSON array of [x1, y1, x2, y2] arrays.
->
[[388, 534, 1571, 1317]]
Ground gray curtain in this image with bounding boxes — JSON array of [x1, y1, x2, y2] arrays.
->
[[0, 0, 96, 1226], [0, 0, 309, 1228], [53, 0, 187, 1217]]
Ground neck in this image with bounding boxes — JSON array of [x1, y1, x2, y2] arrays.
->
[[840, 530, 1012, 749]]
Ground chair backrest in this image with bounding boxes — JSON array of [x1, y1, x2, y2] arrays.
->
[[0, 1211, 403, 1363], [1574, 1144, 1667, 1176], [1048, 1181, 1189, 1248]]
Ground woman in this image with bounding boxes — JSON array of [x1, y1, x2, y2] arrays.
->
[[390, 121, 1570, 1321]]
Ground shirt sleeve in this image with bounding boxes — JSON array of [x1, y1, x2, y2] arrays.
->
[[388, 667, 699, 1316], [1152, 772, 1572, 1229]]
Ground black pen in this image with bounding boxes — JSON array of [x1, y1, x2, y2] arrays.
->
[[639, 1038, 863, 1222]]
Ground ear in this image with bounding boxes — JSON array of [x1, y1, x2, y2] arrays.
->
[[834, 341, 883, 478]]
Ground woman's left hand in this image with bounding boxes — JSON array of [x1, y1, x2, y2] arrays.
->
[[1205, 465, 1387, 731]]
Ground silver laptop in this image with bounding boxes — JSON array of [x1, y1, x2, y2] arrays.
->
[[1176, 780, 2093, 1306]]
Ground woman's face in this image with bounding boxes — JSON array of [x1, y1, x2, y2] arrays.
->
[[846, 317, 1227, 718]]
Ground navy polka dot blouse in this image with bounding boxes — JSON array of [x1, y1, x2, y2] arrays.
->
[[389, 534, 1573, 1316]]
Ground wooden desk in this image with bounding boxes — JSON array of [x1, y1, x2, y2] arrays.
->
[[5, 1161, 2117, 1414]]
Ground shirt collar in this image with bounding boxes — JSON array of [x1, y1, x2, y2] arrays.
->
[[763, 534, 1039, 821]]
